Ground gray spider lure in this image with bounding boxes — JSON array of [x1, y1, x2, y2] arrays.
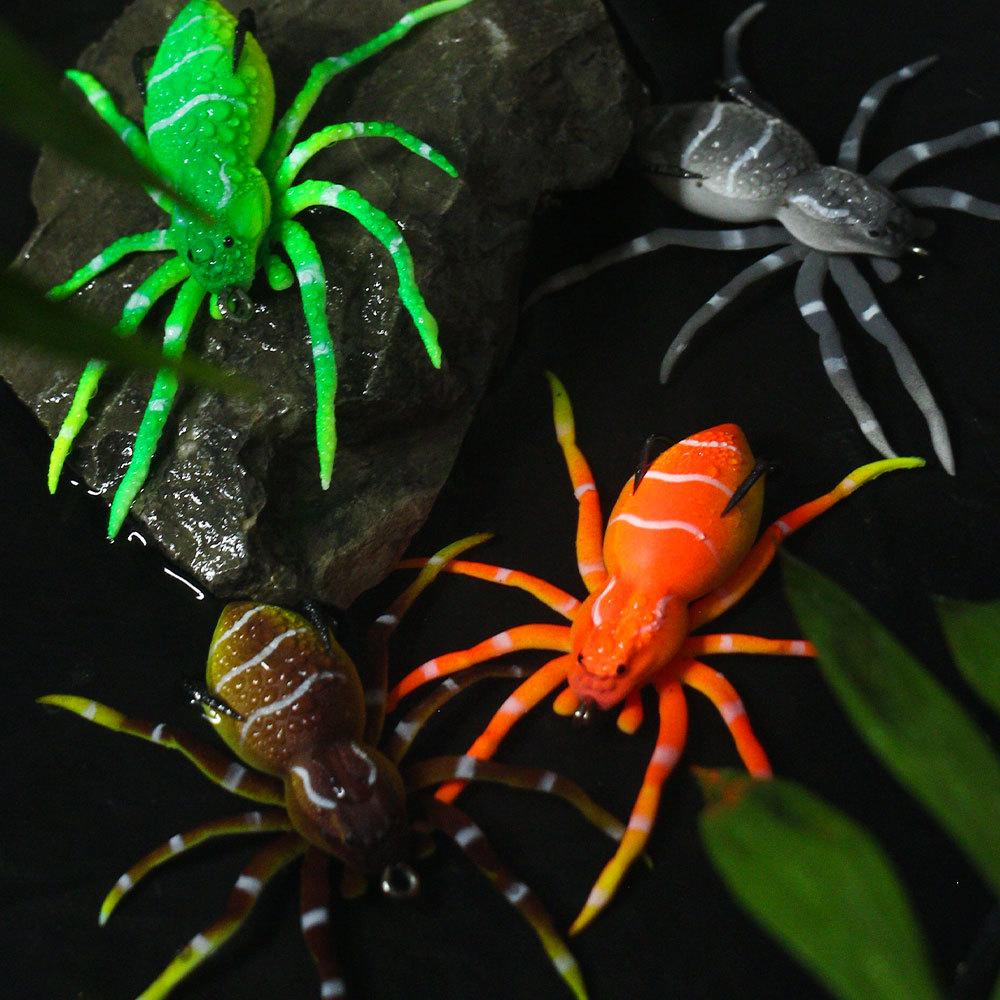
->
[[46, 0, 470, 538], [529, 3, 1000, 474]]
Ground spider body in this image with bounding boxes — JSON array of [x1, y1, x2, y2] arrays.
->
[[41, 535, 621, 998], [529, 2, 1000, 475], [388, 373, 921, 934], [47, 0, 469, 537]]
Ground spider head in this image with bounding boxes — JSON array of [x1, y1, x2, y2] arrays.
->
[[172, 168, 271, 313], [777, 166, 924, 256], [285, 740, 414, 891], [568, 584, 688, 711]]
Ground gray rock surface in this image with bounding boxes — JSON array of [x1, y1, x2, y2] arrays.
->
[[2, 0, 638, 605]]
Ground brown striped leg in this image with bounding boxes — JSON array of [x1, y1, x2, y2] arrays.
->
[[681, 634, 816, 658], [100, 810, 292, 925], [386, 625, 572, 710], [547, 372, 608, 593], [434, 654, 572, 804], [680, 659, 771, 776], [38, 695, 284, 805], [385, 663, 530, 764], [406, 755, 624, 843], [137, 833, 306, 1000], [364, 533, 492, 744], [423, 799, 588, 1000], [394, 557, 581, 619], [570, 678, 688, 935], [299, 848, 346, 999]]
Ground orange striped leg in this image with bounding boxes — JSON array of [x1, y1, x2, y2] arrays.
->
[[435, 654, 572, 803], [546, 372, 608, 593], [299, 848, 345, 1000], [395, 557, 581, 619], [365, 533, 491, 743], [616, 689, 645, 734], [569, 678, 688, 936], [137, 833, 306, 1000], [99, 810, 292, 925], [682, 634, 816, 658], [386, 624, 572, 710], [38, 695, 284, 805], [680, 659, 771, 776], [386, 663, 530, 764], [688, 456, 923, 629], [424, 799, 587, 1000], [407, 754, 625, 843], [553, 687, 580, 716]]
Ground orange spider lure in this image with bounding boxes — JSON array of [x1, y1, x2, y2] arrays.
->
[[389, 373, 923, 934], [39, 534, 625, 999]]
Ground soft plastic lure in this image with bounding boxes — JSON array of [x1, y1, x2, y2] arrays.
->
[[40, 536, 621, 999], [529, 3, 1000, 474], [47, 0, 469, 538], [388, 373, 922, 933]]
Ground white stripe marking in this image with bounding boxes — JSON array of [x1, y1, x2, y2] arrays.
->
[[147, 45, 225, 89], [496, 568, 512, 583], [726, 120, 775, 195], [537, 771, 558, 792], [652, 745, 680, 768], [554, 953, 578, 973], [862, 304, 881, 321], [681, 102, 724, 167], [609, 514, 720, 562], [83, 701, 98, 720], [321, 979, 346, 998], [189, 933, 211, 955], [641, 470, 734, 498], [800, 299, 827, 316], [454, 825, 482, 847], [628, 814, 653, 832], [169, 835, 184, 853], [720, 700, 746, 724], [718, 635, 735, 651], [455, 757, 478, 779], [574, 482, 596, 498], [222, 764, 246, 791], [241, 672, 336, 739], [579, 560, 606, 576], [679, 437, 739, 452], [216, 628, 307, 691], [148, 94, 246, 138], [211, 605, 266, 653], [591, 577, 616, 627], [151, 723, 166, 743], [788, 193, 850, 220], [291, 766, 342, 810], [116, 873, 133, 892], [375, 613, 399, 626], [235, 875, 262, 897], [301, 906, 329, 930], [585, 884, 610, 908], [492, 632, 514, 653], [504, 881, 529, 904], [790, 640, 809, 656]]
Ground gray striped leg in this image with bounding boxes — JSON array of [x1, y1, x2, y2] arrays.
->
[[897, 186, 1000, 221], [872, 120, 1000, 185]]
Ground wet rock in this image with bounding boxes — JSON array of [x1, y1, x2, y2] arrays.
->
[[2, 0, 639, 605]]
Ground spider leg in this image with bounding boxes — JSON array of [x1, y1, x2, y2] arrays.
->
[[394, 556, 580, 619], [66, 69, 174, 214], [47, 256, 189, 494], [274, 120, 458, 194], [260, 0, 473, 178], [569, 677, 687, 936], [871, 120, 1000, 186], [616, 689, 644, 735], [277, 219, 339, 488], [870, 257, 903, 283], [837, 56, 938, 170], [897, 185, 1000, 221], [719, 3, 780, 116], [828, 256, 954, 473], [659, 243, 806, 383], [681, 634, 815, 658], [38, 695, 284, 805], [680, 659, 770, 775], [107, 277, 206, 538], [265, 251, 295, 291], [388, 626, 572, 710], [364, 533, 491, 744], [423, 799, 587, 1000], [524, 225, 790, 308], [434, 655, 572, 804], [136, 833, 305, 1000], [546, 372, 608, 593], [407, 755, 625, 843], [99, 810, 291, 925], [47, 230, 170, 301], [794, 251, 896, 460], [386, 664, 530, 763], [280, 181, 442, 367], [299, 848, 346, 1000], [688, 453, 923, 630]]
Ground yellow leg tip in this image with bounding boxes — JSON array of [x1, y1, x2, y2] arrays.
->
[[553, 688, 579, 717], [616, 710, 642, 735]]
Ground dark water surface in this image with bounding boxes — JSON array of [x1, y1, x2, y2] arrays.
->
[[3, 1, 1000, 998]]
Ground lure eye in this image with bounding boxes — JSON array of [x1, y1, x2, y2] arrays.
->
[[615, 664, 627, 677], [381, 863, 420, 900], [223, 236, 235, 248], [866, 227, 885, 239], [576, 653, 584, 665]]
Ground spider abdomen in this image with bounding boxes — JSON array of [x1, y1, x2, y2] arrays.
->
[[638, 101, 818, 223]]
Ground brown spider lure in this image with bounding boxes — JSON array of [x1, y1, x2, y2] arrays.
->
[[40, 536, 624, 999]]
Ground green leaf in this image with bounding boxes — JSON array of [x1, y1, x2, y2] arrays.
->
[[0, 271, 254, 396], [934, 596, 1000, 716], [0, 20, 205, 220], [698, 769, 940, 1000], [784, 553, 1000, 896]]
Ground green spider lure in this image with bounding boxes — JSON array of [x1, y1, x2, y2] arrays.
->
[[47, 0, 470, 538]]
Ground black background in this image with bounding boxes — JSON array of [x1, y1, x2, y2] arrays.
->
[[3, 1, 1000, 998]]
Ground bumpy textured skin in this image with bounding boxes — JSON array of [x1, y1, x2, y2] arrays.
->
[[41, 534, 612, 999], [388, 373, 923, 934], [47, 0, 463, 537]]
